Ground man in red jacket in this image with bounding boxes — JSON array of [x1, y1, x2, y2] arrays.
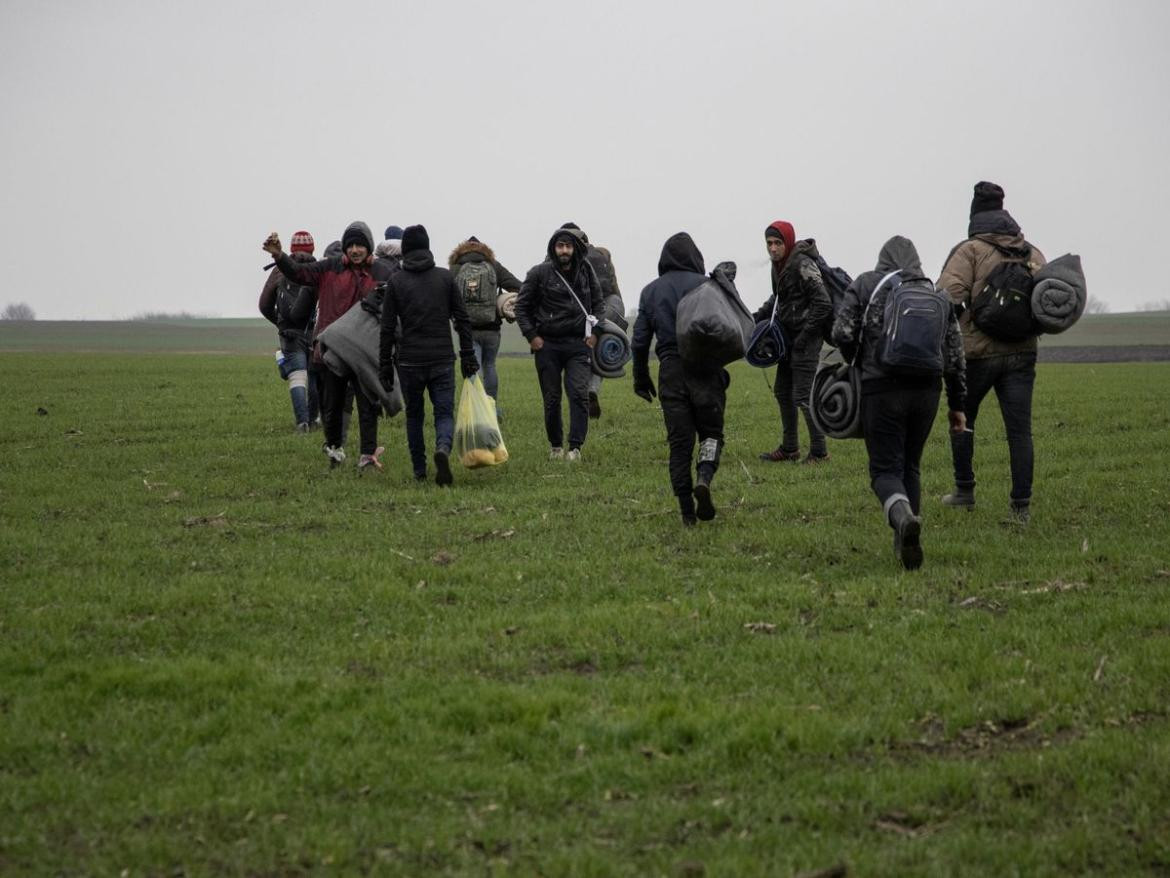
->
[[263, 222, 393, 470]]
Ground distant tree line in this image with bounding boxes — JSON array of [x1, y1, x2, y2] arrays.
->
[[1, 302, 35, 321]]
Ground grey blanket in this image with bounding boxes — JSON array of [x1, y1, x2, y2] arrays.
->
[[810, 359, 863, 440], [1031, 253, 1086, 334], [316, 301, 403, 417], [592, 319, 630, 379]]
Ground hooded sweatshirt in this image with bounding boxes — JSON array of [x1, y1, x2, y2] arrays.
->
[[631, 232, 708, 366], [937, 209, 1046, 360], [832, 236, 966, 411], [379, 244, 473, 369], [274, 221, 391, 361], [515, 230, 606, 341]]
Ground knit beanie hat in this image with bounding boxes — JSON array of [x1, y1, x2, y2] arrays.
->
[[402, 224, 430, 255], [341, 223, 373, 252], [384, 225, 404, 241], [970, 181, 1005, 217], [290, 230, 315, 254]]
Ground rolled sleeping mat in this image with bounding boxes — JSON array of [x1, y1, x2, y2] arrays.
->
[[1031, 253, 1086, 334], [603, 294, 629, 331], [810, 361, 863, 440], [592, 318, 630, 379], [745, 319, 788, 367]]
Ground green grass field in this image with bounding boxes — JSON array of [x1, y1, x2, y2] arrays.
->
[[2, 352, 1169, 876]]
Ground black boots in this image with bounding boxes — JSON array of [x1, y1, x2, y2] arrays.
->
[[693, 469, 716, 521], [941, 485, 975, 508], [887, 498, 923, 570]]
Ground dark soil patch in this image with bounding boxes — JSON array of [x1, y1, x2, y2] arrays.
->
[[1039, 345, 1170, 363]]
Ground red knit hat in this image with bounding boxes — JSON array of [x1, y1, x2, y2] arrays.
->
[[290, 230, 315, 254]]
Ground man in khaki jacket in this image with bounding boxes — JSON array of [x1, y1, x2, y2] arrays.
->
[[936, 181, 1046, 523]]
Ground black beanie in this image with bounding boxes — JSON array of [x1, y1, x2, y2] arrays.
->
[[765, 225, 784, 239], [402, 224, 429, 255], [342, 225, 371, 252], [970, 181, 1005, 217]]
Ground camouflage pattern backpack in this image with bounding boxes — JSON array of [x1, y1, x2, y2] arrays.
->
[[455, 261, 499, 326]]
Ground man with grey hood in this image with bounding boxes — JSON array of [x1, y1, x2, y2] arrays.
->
[[264, 221, 393, 471], [832, 236, 967, 569]]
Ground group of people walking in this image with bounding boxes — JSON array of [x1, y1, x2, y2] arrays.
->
[[258, 181, 1049, 570]]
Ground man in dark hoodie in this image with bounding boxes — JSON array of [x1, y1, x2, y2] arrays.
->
[[559, 222, 624, 419], [516, 227, 607, 461], [631, 232, 726, 526], [379, 224, 477, 486], [755, 220, 833, 464], [263, 221, 392, 471], [937, 182, 1047, 523], [832, 236, 967, 568], [448, 236, 522, 403], [258, 229, 318, 431]]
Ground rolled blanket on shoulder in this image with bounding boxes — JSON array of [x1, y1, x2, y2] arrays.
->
[[603, 294, 629, 331], [591, 318, 630, 379], [315, 301, 404, 417], [810, 361, 863, 440], [1031, 253, 1086, 334]]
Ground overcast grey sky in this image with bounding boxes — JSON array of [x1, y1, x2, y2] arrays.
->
[[2, 0, 1167, 319]]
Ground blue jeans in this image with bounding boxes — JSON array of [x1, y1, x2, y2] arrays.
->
[[278, 347, 318, 427], [472, 329, 501, 400], [398, 362, 456, 477], [951, 352, 1036, 505]]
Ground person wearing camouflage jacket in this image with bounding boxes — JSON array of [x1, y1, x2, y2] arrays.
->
[[832, 235, 967, 569], [936, 181, 1047, 522], [753, 221, 833, 462]]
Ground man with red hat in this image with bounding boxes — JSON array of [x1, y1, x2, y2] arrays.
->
[[755, 220, 833, 464], [258, 230, 319, 432]]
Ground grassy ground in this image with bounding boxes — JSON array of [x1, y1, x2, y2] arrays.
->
[[1, 310, 1167, 355], [1, 354, 1169, 876]]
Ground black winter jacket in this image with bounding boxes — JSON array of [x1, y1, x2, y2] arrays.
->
[[516, 231, 606, 342], [259, 251, 317, 350], [831, 236, 966, 412], [379, 249, 474, 369], [631, 232, 708, 366], [753, 239, 833, 348]]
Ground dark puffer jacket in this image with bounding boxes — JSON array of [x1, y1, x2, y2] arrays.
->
[[832, 236, 966, 412], [259, 251, 316, 351], [631, 232, 708, 364], [753, 239, 833, 349], [447, 240, 522, 331], [516, 231, 606, 342], [274, 221, 391, 363], [379, 248, 474, 369]]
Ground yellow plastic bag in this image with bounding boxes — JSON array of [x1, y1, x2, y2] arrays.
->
[[453, 374, 508, 468]]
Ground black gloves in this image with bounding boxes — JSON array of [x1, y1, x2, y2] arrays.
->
[[460, 352, 479, 379], [634, 379, 656, 403], [379, 369, 395, 393]]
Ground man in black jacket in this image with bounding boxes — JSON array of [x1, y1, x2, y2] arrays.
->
[[832, 236, 967, 568], [631, 233, 726, 525], [516, 228, 607, 461], [379, 225, 477, 485], [258, 229, 318, 431]]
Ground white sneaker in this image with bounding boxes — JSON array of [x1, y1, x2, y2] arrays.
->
[[549, 446, 565, 460], [324, 445, 347, 468], [565, 448, 581, 462]]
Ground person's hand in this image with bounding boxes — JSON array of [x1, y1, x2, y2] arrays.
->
[[379, 369, 395, 393], [585, 334, 597, 349], [262, 232, 283, 257], [530, 336, 544, 352], [633, 378, 656, 403], [948, 410, 968, 434], [460, 353, 479, 379]]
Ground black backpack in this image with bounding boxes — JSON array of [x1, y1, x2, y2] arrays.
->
[[814, 253, 854, 344], [971, 244, 1038, 342], [870, 271, 949, 377], [276, 277, 315, 331]]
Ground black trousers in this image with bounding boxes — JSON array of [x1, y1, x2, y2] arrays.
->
[[861, 385, 941, 515], [773, 339, 826, 456], [658, 357, 726, 497], [534, 336, 592, 450], [320, 369, 379, 455]]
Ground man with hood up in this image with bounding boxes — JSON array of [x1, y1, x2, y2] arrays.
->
[[258, 229, 319, 432], [379, 224, 477, 486], [516, 227, 607, 461], [833, 236, 967, 569], [754, 221, 834, 464], [448, 236, 522, 404], [936, 182, 1047, 523], [263, 221, 392, 471], [558, 222, 624, 420], [631, 232, 727, 526]]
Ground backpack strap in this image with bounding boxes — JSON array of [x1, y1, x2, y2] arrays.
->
[[555, 269, 600, 338], [853, 270, 901, 366]]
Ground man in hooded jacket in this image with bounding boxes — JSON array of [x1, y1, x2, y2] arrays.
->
[[264, 221, 392, 471], [379, 225, 477, 486], [754, 220, 833, 463], [832, 236, 967, 568], [448, 236, 522, 403], [516, 228, 606, 460], [936, 182, 1047, 523], [631, 233, 727, 525], [258, 229, 319, 431]]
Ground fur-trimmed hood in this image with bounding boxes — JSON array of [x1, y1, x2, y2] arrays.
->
[[449, 240, 496, 269]]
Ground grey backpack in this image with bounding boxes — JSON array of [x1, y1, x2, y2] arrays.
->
[[455, 261, 498, 325]]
